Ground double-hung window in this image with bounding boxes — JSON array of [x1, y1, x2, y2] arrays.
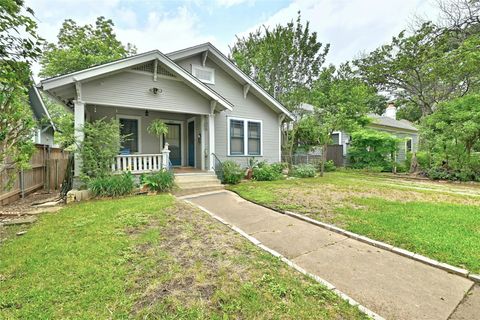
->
[[406, 138, 413, 153], [119, 116, 141, 154], [228, 118, 262, 156]]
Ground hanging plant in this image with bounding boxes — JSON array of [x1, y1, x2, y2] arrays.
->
[[147, 119, 168, 138]]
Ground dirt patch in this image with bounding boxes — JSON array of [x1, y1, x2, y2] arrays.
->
[[0, 192, 60, 220], [130, 201, 258, 316]]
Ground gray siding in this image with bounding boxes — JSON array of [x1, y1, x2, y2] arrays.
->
[[177, 55, 281, 166], [82, 70, 211, 115]]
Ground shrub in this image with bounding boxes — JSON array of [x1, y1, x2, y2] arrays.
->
[[88, 172, 134, 197], [80, 118, 123, 179], [141, 170, 175, 192], [323, 160, 336, 172], [293, 164, 316, 178], [271, 162, 288, 175], [253, 163, 283, 181], [222, 160, 244, 184], [348, 129, 399, 170]]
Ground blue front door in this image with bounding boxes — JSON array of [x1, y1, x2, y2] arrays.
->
[[164, 124, 181, 166], [188, 121, 195, 167]]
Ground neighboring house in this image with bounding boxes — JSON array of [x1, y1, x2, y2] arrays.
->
[[28, 86, 56, 146], [297, 103, 419, 165], [37, 43, 294, 179]]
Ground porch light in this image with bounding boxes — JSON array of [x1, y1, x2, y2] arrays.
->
[[145, 110, 149, 117], [149, 87, 162, 95]]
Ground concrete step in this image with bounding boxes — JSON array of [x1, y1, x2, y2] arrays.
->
[[176, 180, 222, 188], [175, 174, 219, 183], [173, 185, 224, 197]]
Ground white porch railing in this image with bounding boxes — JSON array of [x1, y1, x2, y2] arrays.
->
[[112, 144, 171, 174]]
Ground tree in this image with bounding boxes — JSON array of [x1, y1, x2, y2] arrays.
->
[[0, 0, 43, 187], [230, 12, 329, 157], [42, 95, 75, 149], [40, 16, 136, 77], [300, 67, 373, 176]]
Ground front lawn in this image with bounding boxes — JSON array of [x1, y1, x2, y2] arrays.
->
[[229, 171, 480, 273], [0, 195, 366, 319]]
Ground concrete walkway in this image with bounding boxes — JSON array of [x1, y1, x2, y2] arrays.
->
[[184, 191, 475, 320]]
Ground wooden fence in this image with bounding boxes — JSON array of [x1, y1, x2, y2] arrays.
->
[[282, 145, 345, 167], [0, 144, 69, 206]]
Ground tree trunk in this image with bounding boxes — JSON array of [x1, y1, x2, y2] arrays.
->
[[320, 143, 327, 177]]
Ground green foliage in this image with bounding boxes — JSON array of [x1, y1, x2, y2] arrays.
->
[[140, 171, 175, 193], [323, 160, 337, 172], [348, 129, 399, 171], [88, 172, 134, 197], [40, 16, 136, 77], [421, 94, 480, 180], [222, 160, 244, 184], [292, 164, 316, 178], [42, 94, 75, 149], [253, 163, 283, 181], [0, 1, 42, 188], [80, 118, 122, 179], [147, 119, 168, 138]]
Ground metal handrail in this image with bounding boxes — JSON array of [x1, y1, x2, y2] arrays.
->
[[211, 153, 224, 182]]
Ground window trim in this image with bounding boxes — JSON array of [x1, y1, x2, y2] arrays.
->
[[117, 114, 142, 154], [227, 117, 263, 157], [405, 137, 413, 153], [191, 64, 215, 85]]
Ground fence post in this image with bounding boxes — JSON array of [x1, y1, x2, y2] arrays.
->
[[55, 159, 59, 190], [20, 169, 25, 198]]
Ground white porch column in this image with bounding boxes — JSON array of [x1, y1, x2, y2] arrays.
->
[[162, 143, 170, 170], [200, 116, 205, 170], [73, 100, 85, 177], [208, 112, 215, 171]]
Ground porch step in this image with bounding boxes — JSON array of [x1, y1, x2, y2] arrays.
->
[[173, 185, 225, 197], [173, 171, 224, 196]]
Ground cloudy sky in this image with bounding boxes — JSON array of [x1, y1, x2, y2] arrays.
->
[[27, 0, 440, 78]]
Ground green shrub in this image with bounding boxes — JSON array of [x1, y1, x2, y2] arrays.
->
[[140, 170, 175, 192], [253, 164, 283, 181], [324, 160, 337, 172], [271, 162, 288, 175], [293, 164, 316, 178], [222, 160, 244, 184], [348, 129, 399, 170], [395, 163, 408, 173], [88, 172, 134, 197]]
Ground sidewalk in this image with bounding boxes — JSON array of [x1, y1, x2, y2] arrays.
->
[[184, 191, 475, 319]]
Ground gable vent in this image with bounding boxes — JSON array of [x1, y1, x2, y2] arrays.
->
[[132, 61, 176, 78]]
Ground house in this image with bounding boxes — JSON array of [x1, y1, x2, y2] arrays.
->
[[296, 103, 419, 166], [37, 43, 294, 182], [332, 103, 419, 164], [28, 86, 56, 146]]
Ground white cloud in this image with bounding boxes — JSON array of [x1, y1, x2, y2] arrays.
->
[[215, 0, 254, 8], [232, 0, 440, 65]]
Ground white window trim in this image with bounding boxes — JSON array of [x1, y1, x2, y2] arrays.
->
[[405, 137, 413, 153], [116, 114, 142, 154], [191, 64, 215, 85], [227, 117, 263, 157]]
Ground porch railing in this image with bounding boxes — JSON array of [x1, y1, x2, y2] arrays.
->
[[112, 154, 164, 173], [112, 143, 171, 174]]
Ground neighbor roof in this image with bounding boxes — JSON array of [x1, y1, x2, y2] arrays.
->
[[368, 114, 418, 132], [39, 50, 233, 111], [28, 86, 56, 131], [167, 43, 295, 120]]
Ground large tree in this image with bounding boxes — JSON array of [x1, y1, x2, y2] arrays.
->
[[230, 12, 329, 156], [40, 16, 136, 77], [0, 0, 43, 186], [297, 66, 373, 175]]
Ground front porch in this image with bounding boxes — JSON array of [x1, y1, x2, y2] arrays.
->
[[78, 104, 217, 176]]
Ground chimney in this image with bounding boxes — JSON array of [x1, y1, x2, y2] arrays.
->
[[385, 102, 397, 120]]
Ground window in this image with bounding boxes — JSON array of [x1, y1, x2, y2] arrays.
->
[[228, 118, 262, 156], [192, 65, 215, 84], [406, 138, 413, 153], [119, 117, 139, 153]]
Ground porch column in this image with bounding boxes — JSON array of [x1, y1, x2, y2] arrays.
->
[[208, 113, 215, 171], [200, 116, 206, 170], [73, 100, 85, 177]]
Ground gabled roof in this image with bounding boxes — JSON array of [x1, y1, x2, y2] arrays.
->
[[167, 43, 295, 120], [39, 50, 233, 111], [28, 86, 56, 131], [368, 114, 418, 132]]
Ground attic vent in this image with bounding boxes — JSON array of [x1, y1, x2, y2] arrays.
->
[[192, 65, 215, 84], [132, 61, 176, 78]]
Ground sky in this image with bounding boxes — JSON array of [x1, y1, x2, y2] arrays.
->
[[27, 0, 441, 78]]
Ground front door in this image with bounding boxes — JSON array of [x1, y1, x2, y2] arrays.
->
[[188, 121, 195, 167], [164, 123, 181, 166]]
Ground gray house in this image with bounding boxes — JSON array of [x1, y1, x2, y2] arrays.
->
[[38, 43, 294, 181], [28, 86, 56, 147]]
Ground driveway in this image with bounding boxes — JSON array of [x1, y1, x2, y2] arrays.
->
[[183, 191, 476, 320]]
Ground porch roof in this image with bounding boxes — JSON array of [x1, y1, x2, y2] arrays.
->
[[38, 50, 233, 112]]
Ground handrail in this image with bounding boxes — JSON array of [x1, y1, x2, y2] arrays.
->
[[211, 153, 224, 182]]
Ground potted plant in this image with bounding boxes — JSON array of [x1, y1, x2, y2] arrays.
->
[[147, 119, 168, 148], [245, 157, 258, 179]]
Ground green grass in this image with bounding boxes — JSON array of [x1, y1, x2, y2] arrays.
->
[[0, 195, 366, 319], [229, 171, 480, 273]]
